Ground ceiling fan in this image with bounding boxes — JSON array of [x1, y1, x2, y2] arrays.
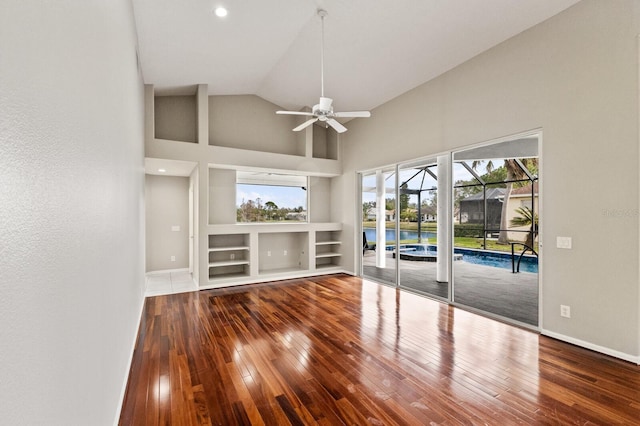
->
[[276, 9, 371, 134]]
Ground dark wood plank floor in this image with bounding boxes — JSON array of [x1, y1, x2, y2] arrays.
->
[[119, 274, 640, 425]]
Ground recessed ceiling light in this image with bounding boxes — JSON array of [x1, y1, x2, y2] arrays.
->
[[158, 168, 166, 173], [214, 7, 228, 17]]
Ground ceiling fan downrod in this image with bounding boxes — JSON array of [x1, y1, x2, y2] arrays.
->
[[274, 8, 371, 134], [318, 9, 327, 98]]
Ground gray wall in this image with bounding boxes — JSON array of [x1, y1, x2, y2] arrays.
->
[[339, 0, 640, 358], [209, 168, 237, 224], [209, 95, 303, 155], [309, 176, 331, 222], [0, 0, 146, 423], [154, 95, 198, 142], [145, 175, 190, 271]]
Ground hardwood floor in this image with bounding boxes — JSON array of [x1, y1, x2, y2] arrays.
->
[[119, 274, 640, 425]]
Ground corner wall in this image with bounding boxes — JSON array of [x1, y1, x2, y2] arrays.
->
[[0, 0, 146, 423], [339, 0, 640, 359]]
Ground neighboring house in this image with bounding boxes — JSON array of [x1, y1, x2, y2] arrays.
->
[[404, 208, 436, 222], [363, 208, 394, 221], [386, 209, 396, 221], [506, 182, 539, 242], [458, 188, 505, 230], [285, 211, 307, 221], [458, 183, 539, 242], [422, 213, 437, 222]]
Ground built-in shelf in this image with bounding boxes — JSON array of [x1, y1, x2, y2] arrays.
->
[[315, 252, 342, 258], [208, 245, 250, 252], [209, 233, 251, 280], [315, 263, 342, 270], [209, 260, 250, 267], [315, 230, 342, 269]]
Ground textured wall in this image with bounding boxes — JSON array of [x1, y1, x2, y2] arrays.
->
[[0, 0, 145, 424], [209, 95, 299, 154]]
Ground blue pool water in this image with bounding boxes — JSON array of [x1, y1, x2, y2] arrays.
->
[[377, 241, 538, 273], [364, 228, 435, 242], [455, 247, 538, 273]]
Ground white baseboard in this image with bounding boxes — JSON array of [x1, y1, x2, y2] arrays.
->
[[200, 269, 352, 290], [146, 268, 190, 275], [541, 329, 640, 365]]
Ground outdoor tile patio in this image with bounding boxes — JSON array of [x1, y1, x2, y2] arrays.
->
[[363, 250, 538, 326]]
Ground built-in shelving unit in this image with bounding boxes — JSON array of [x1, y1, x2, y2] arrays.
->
[[315, 230, 342, 269], [205, 223, 343, 287], [208, 234, 250, 280]]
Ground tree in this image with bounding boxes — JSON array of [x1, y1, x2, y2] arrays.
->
[[265, 201, 278, 220], [510, 206, 538, 248], [399, 183, 410, 216], [385, 198, 395, 211]]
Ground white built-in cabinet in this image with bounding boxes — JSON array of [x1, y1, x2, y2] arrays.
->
[[207, 224, 343, 286]]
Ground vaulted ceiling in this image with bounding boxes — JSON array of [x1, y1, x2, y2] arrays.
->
[[132, 0, 581, 112]]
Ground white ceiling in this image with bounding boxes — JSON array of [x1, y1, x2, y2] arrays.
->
[[132, 0, 580, 113]]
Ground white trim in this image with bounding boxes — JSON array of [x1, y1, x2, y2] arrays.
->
[[356, 171, 364, 277], [200, 270, 352, 289], [451, 128, 543, 156], [146, 267, 190, 275], [637, 34, 640, 368], [537, 131, 544, 332], [542, 329, 640, 365]]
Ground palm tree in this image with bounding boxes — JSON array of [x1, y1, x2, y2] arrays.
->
[[472, 159, 536, 244], [264, 201, 278, 220], [510, 206, 538, 248]]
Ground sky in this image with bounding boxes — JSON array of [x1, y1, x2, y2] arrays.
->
[[236, 184, 307, 210]]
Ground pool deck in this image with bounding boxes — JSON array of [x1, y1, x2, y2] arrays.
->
[[363, 250, 538, 326]]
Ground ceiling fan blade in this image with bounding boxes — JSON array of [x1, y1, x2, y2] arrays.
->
[[293, 118, 318, 132], [276, 110, 315, 116], [333, 111, 371, 118], [326, 118, 347, 133]]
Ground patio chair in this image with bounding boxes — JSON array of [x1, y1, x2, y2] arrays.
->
[[363, 232, 370, 255]]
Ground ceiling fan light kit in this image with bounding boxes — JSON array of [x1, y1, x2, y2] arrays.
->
[[276, 9, 370, 134]]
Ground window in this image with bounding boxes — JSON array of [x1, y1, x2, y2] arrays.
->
[[236, 171, 308, 223]]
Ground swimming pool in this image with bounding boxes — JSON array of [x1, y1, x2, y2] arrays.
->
[[385, 244, 538, 273], [456, 247, 538, 273]]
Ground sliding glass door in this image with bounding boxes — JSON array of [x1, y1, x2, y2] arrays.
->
[[361, 168, 396, 286], [452, 136, 539, 326], [396, 159, 448, 299], [358, 132, 540, 328]]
